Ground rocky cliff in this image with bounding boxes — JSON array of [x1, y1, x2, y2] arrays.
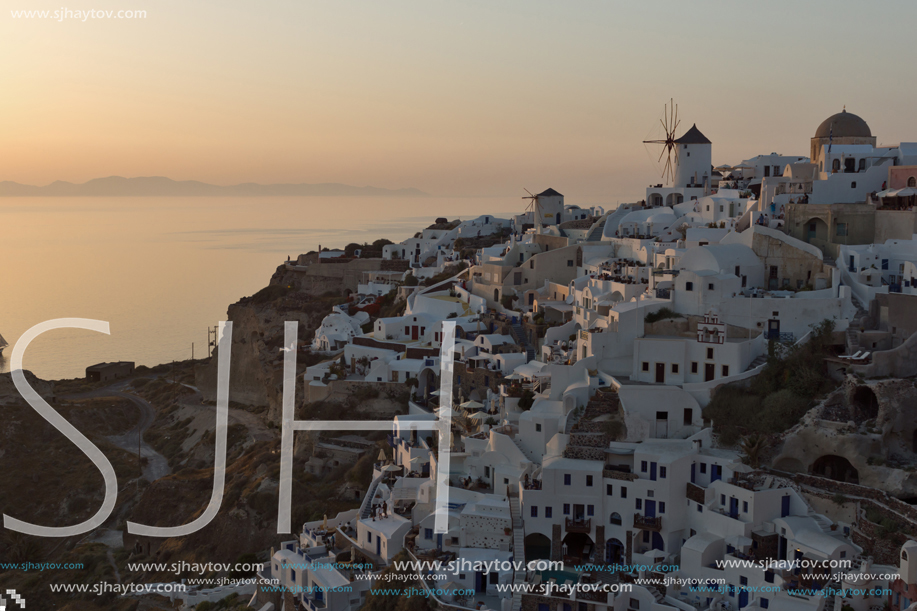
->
[[194, 281, 346, 423], [773, 375, 917, 498]]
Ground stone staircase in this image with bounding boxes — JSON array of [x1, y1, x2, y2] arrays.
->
[[563, 389, 621, 460], [584, 215, 609, 242], [744, 354, 767, 372], [508, 492, 526, 611], [846, 326, 861, 355], [510, 435, 531, 463], [510, 322, 536, 362], [807, 510, 835, 535]]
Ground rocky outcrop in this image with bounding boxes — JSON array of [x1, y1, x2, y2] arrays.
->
[[0, 370, 53, 406], [773, 375, 917, 498], [272, 258, 409, 297], [195, 296, 318, 423]]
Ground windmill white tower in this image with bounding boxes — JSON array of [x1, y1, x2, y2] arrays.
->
[[523, 188, 564, 232]]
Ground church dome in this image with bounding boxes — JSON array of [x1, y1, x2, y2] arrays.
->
[[814, 109, 871, 139]]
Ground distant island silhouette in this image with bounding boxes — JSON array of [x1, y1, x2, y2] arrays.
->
[[0, 176, 429, 197]]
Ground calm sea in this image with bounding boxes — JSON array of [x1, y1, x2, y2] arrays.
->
[[1, 196, 521, 380]]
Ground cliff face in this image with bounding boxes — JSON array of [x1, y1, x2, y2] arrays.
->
[[272, 258, 409, 296], [773, 376, 917, 498], [194, 282, 338, 423]]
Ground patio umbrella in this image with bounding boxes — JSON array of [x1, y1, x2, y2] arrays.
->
[[382, 464, 401, 473], [468, 411, 490, 421], [877, 188, 899, 198], [895, 187, 917, 197], [459, 400, 484, 410], [645, 549, 668, 560], [377, 449, 387, 462]]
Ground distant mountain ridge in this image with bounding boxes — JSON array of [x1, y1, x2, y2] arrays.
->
[[0, 175, 428, 197]]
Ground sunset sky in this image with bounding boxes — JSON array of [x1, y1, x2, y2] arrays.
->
[[2, 0, 916, 202]]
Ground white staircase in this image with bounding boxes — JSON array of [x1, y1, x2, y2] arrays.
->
[[508, 492, 526, 611], [360, 475, 383, 520]]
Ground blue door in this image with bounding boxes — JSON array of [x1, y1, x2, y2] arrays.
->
[[376, 537, 381, 556], [738, 590, 748, 608], [729, 497, 739, 518], [691, 463, 696, 484], [781, 495, 791, 517], [437, 533, 443, 550], [711, 465, 722, 482], [645, 500, 656, 518], [475, 572, 484, 594], [650, 462, 657, 481], [651, 532, 664, 551]]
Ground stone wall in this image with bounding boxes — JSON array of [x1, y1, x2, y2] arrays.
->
[[275, 258, 409, 296], [453, 362, 503, 398], [461, 513, 512, 549]]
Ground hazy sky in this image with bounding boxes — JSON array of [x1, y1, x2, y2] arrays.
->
[[2, 0, 916, 202]]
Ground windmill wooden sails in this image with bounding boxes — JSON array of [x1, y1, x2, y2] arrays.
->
[[522, 188, 543, 231], [643, 98, 681, 185]]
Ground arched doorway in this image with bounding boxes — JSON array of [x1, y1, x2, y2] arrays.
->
[[561, 532, 594, 564], [417, 368, 438, 401], [605, 538, 624, 564], [811, 455, 859, 484], [802, 217, 829, 243], [524, 533, 551, 562], [851, 386, 879, 422]]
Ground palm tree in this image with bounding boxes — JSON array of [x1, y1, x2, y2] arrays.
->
[[741, 434, 767, 468]]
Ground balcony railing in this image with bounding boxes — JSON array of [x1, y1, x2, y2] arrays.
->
[[565, 517, 591, 533], [633, 513, 662, 531]]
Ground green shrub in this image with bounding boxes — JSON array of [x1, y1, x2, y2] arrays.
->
[[644, 307, 682, 324], [705, 319, 837, 444]]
